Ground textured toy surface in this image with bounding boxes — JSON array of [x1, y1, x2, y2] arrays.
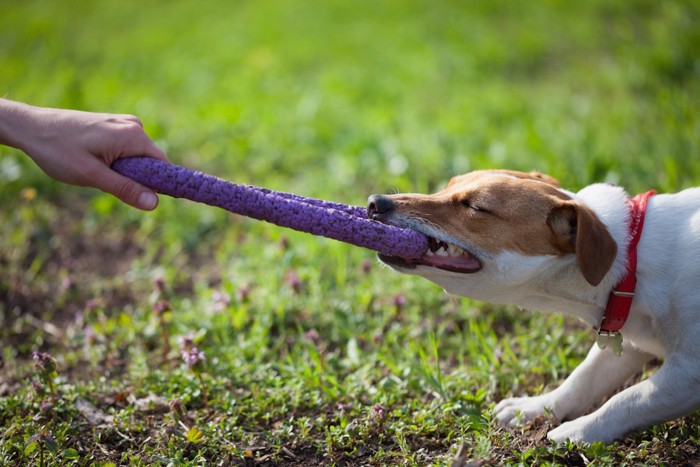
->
[[112, 157, 428, 258]]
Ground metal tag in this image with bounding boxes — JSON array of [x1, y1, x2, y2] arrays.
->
[[596, 331, 623, 356]]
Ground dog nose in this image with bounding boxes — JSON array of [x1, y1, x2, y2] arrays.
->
[[367, 194, 394, 220]]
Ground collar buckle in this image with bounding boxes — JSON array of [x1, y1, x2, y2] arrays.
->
[[596, 330, 623, 356]]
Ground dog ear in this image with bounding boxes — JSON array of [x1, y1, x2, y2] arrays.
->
[[547, 202, 618, 286]]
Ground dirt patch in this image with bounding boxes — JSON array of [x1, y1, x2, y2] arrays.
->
[[0, 195, 216, 357]]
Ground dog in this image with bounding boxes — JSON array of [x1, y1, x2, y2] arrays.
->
[[367, 169, 700, 444]]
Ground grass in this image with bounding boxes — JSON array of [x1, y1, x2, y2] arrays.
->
[[1, 0, 699, 465]]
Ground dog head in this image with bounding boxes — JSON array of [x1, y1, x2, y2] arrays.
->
[[368, 170, 617, 301]]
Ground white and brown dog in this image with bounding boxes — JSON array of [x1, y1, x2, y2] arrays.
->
[[368, 170, 700, 444]]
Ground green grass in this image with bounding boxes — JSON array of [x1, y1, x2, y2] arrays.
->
[[1, 0, 699, 465]]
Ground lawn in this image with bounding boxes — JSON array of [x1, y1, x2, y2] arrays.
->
[[1, 0, 699, 465]]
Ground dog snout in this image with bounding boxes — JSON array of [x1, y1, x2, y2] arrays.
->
[[367, 194, 394, 220]]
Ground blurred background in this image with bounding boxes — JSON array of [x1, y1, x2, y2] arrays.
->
[[3, 0, 698, 197]]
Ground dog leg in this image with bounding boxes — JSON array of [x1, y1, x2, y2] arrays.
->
[[494, 342, 652, 427], [547, 352, 700, 444]]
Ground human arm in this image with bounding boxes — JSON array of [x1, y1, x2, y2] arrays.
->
[[0, 98, 169, 210]]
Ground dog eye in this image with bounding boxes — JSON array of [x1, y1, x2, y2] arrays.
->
[[460, 199, 489, 213]]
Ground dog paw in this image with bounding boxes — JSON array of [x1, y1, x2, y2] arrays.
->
[[494, 394, 557, 427], [547, 415, 617, 445]]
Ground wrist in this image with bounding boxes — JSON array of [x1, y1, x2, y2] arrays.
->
[[0, 98, 42, 152]]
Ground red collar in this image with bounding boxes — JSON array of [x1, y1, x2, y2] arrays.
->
[[598, 190, 656, 337]]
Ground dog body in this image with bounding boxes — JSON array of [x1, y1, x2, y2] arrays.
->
[[368, 170, 700, 443]]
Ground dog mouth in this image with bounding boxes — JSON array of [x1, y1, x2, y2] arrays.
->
[[379, 236, 482, 274]]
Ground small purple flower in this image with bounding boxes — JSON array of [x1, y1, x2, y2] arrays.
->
[[177, 338, 209, 405], [181, 346, 205, 369], [154, 299, 171, 314], [28, 431, 55, 448], [60, 276, 73, 293], [285, 270, 303, 294], [169, 397, 186, 420], [169, 397, 183, 411], [392, 293, 407, 314], [304, 329, 320, 343], [177, 331, 196, 351], [33, 352, 56, 374], [236, 284, 252, 302], [84, 298, 101, 312], [392, 294, 406, 309], [40, 399, 53, 413], [212, 290, 231, 312], [370, 403, 386, 422], [153, 274, 166, 293], [336, 402, 352, 413], [279, 235, 290, 250], [33, 352, 57, 397], [84, 326, 97, 345], [361, 259, 373, 274]]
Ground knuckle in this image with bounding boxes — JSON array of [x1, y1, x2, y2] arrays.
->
[[115, 122, 148, 147], [115, 179, 138, 202], [114, 113, 143, 127], [125, 115, 144, 127], [121, 119, 144, 135]]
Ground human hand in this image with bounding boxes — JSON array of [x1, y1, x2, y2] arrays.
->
[[0, 99, 170, 210]]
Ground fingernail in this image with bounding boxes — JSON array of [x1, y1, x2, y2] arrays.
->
[[138, 192, 158, 210]]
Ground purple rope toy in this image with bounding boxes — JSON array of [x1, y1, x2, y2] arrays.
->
[[112, 157, 428, 258]]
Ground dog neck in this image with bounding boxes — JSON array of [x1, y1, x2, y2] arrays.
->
[[519, 183, 635, 328], [598, 190, 655, 334]]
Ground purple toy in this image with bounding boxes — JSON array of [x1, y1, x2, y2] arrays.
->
[[112, 157, 428, 258]]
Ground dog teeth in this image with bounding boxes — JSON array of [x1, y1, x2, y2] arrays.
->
[[424, 239, 467, 257], [447, 244, 461, 255], [428, 237, 440, 252]]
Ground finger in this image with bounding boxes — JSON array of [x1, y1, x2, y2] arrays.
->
[[140, 138, 170, 162], [118, 123, 170, 163], [91, 166, 160, 211]]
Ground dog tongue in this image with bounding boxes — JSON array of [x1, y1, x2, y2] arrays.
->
[[420, 252, 481, 273]]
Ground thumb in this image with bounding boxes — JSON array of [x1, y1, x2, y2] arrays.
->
[[94, 167, 159, 211]]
